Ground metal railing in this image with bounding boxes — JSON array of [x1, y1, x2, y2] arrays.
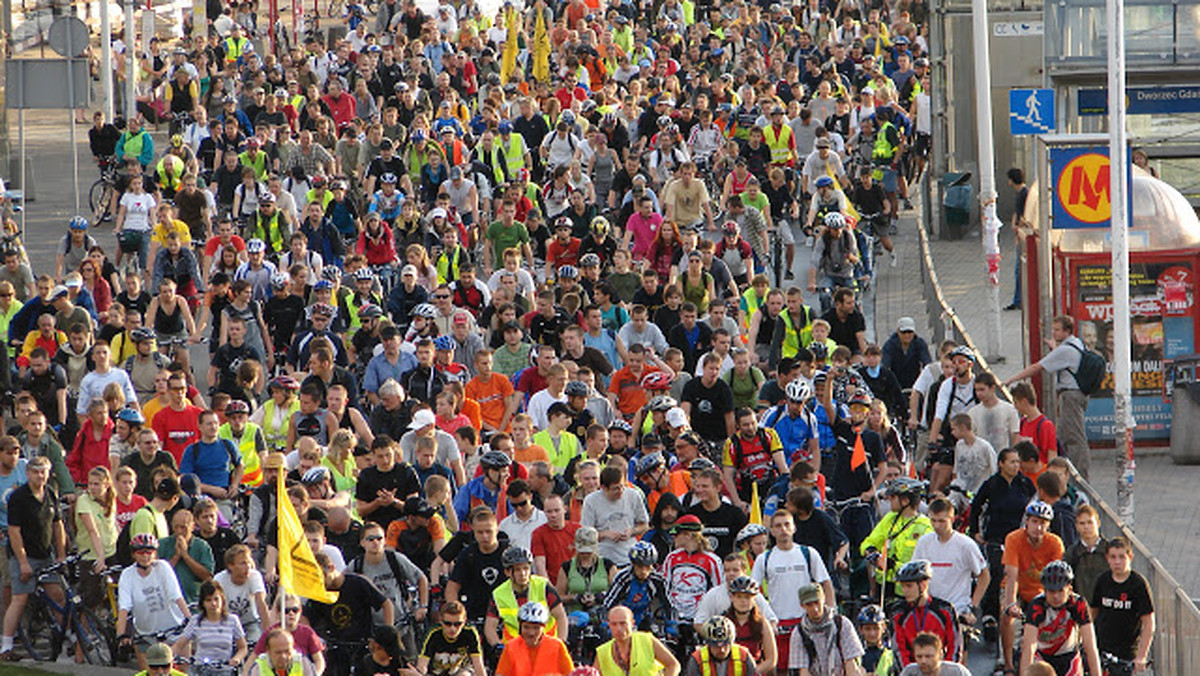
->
[[1074, 471, 1200, 674], [917, 174, 1200, 672]]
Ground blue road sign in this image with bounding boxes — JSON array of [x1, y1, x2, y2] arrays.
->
[[1009, 88, 1055, 135]]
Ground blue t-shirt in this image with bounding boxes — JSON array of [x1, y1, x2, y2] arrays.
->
[[180, 439, 240, 488], [0, 459, 28, 531]]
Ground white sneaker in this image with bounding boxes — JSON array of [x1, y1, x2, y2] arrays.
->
[[805, 235, 814, 247], [890, 252, 898, 268]]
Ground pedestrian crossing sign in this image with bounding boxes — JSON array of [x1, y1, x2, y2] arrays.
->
[[1009, 89, 1055, 135]]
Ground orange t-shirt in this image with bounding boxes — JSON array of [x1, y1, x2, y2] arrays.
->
[[385, 513, 447, 550], [465, 373, 515, 430], [1002, 529, 1065, 603], [608, 366, 659, 416], [495, 634, 573, 676], [514, 444, 550, 465]]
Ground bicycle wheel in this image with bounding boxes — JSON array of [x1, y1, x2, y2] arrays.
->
[[89, 180, 113, 222], [76, 607, 116, 666], [17, 596, 57, 661]]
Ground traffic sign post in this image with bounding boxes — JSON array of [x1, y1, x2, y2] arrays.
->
[[1009, 88, 1055, 135]]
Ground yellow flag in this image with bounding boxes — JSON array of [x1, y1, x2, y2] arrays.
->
[[278, 476, 339, 603], [500, 6, 519, 84], [532, 8, 549, 84], [750, 479, 763, 526]]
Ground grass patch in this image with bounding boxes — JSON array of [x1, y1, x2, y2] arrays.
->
[[0, 665, 66, 676]]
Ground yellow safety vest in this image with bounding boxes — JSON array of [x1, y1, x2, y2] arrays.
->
[[694, 645, 747, 676], [596, 632, 661, 676], [532, 429, 580, 473], [251, 210, 286, 254], [224, 36, 249, 63], [762, 124, 794, 165], [220, 421, 264, 486], [261, 398, 300, 450], [741, 288, 765, 330], [254, 654, 304, 676], [873, 121, 898, 163], [780, 308, 804, 359], [500, 134, 527, 175], [156, 157, 184, 192], [493, 576, 557, 641]]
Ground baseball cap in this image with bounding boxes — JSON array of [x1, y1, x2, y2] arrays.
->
[[49, 285, 69, 300], [403, 497, 436, 518], [798, 583, 824, 605], [666, 407, 689, 429], [672, 514, 704, 532], [897, 317, 917, 333], [574, 526, 599, 554], [408, 408, 437, 430], [816, 137, 832, 149], [145, 643, 174, 668], [401, 264, 418, 277]]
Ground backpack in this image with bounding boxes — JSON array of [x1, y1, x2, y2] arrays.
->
[[1065, 340, 1106, 395], [1034, 416, 1068, 461], [937, 378, 977, 446], [728, 428, 779, 488], [351, 550, 415, 616], [114, 504, 157, 567], [798, 608, 846, 667]]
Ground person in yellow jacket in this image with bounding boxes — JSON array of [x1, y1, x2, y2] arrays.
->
[[485, 546, 570, 650], [219, 399, 267, 487], [860, 476, 933, 599], [685, 616, 757, 676], [595, 605, 680, 676]]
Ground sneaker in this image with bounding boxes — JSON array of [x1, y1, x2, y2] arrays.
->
[[890, 252, 898, 268], [785, 270, 795, 280], [1004, 303, 1020, 311], [904, 199, 914, 210], [805, 235, 814, 247]]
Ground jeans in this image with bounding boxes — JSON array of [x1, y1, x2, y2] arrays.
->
[[1011, 238, 1022, 307]]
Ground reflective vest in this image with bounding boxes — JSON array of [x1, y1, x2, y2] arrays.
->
[[220, 421, 264, 486], [254, 654, 304, 676], [224, 36, 250, 63], [500, 134, 527, 175], [596, 632, 660, 676], [741, 288, 765, 330], [156, 157, 184, 192], [873, 121, 898, 164], [762, 124, 794, 166], [261, 397, 300, 450], [240, 150, 269, 181], [250, 210, 286, 254], [531, 429, 580, 473], [693, 645, 748, 676], [289, 94, 306, 111], [779, 308, 803, 359], [493, 576, 557, 641], [435, 246, 466, 285], [476, 143, 508, 185]]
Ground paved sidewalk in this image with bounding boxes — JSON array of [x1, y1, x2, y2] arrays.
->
[[880, 191, 1200, 605]]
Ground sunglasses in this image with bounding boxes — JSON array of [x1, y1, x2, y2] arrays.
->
[[434, 294, 451, 300], [511, 500, 529, 508], [365, 535, 384, 542], [442, 620, 465, 627], [285, 607, 302, 614]]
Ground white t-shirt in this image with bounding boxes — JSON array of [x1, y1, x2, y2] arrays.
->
[[933, 377, 976, 425], [213, 569, 268, 642], [967, 400, 1020, 455], [693, 584, 779, 625], [900, 662, 972, 676], [118, 559, 186, 634], [499, 508, 548, 551], [580, 487, 650, 566], [750, 544, 830, 621], [952, 437, 997, 495], [911, 531, 988, 614], [527, 390, 568, 431], [119, 191, 157, 231]]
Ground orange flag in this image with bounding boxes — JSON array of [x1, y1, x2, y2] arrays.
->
[[495, 477, 509, 520], [851, 430, 867, 470]]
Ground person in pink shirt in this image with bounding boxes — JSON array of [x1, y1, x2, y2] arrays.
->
[[622, 194, 664, 262]]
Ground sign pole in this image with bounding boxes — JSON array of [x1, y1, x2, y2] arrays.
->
[[971, 0, 1004, 362], [1108, 0, 1135, 525], [125, 0, 137, 121], [101, 0, 114, 120]]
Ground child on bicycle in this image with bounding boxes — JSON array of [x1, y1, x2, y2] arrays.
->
[[1020, 561, 1102, 676]]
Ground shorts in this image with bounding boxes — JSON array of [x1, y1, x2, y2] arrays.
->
[[8, 555, 52, 595], [914, 132, 931, 157], [880, 167, 899, 193], [775, 219, 796, 245], [0, 545, 9, 589]]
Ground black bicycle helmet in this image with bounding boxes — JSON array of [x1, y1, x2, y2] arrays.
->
[[502, 546, 533, 568], [1040, 560, 1074, 591], [895, 559, 933, 582]]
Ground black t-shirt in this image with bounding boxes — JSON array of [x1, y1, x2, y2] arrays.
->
[[199, 526, 241, 573], [121, 451, 179, 500], [354, 464, 421, 530], [528, 309, 574, 349], [827, 417, 886, 500], [1091, 570, 1153, 660], [6, 484, 60, 559], [265, 294, 306, 351], [22, 365, 67, 424], [822, 307, 867, 356], [306, 572, 388, 643], [212, 341, 264, 394], [419, 625, 482, 676], [117, 290, 153, 316], [366, 156, 406, 183], [793, 509, 849, 570], [680, 377, 734, 444], [632, 287, 665, 316], [688, 501, 748, 558], [448, 541, 510, 621]]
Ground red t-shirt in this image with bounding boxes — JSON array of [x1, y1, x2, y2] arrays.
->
[[152, 404, 204, 464], [1019, 414, 1058, 464], [253, 622, 324, 657], [204, 235, 247, 257], [531, 521, 580, 581], [115, 494, 147, 531], [547, 237, 582, 270]]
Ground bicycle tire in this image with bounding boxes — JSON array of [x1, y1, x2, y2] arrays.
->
[[76, 606, 116, 666], [17, 596, 57, 661], [89, 180, 113, 223]]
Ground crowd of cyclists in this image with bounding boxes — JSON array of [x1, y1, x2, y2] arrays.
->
[[0, 0, 1159, 674]]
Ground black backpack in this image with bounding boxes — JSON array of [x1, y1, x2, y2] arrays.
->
[[1065, 340, 1107, 395]]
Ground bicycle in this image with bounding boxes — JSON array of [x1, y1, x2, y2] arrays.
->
[[177, 655, 239, 676], [17, 554, 116, 665], [89, 156, 120, 223], [1101, 651, 1153, 676]]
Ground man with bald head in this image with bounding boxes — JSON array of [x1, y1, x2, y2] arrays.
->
[[594, 605, 680, 676]]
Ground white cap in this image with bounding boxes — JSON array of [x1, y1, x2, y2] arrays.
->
[[666, 407, 689, 429], [408, 408, 437, 430], [897, 316, 917, 333]]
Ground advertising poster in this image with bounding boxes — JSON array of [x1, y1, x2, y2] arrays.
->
[[1071, 260, 1196, 440]]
